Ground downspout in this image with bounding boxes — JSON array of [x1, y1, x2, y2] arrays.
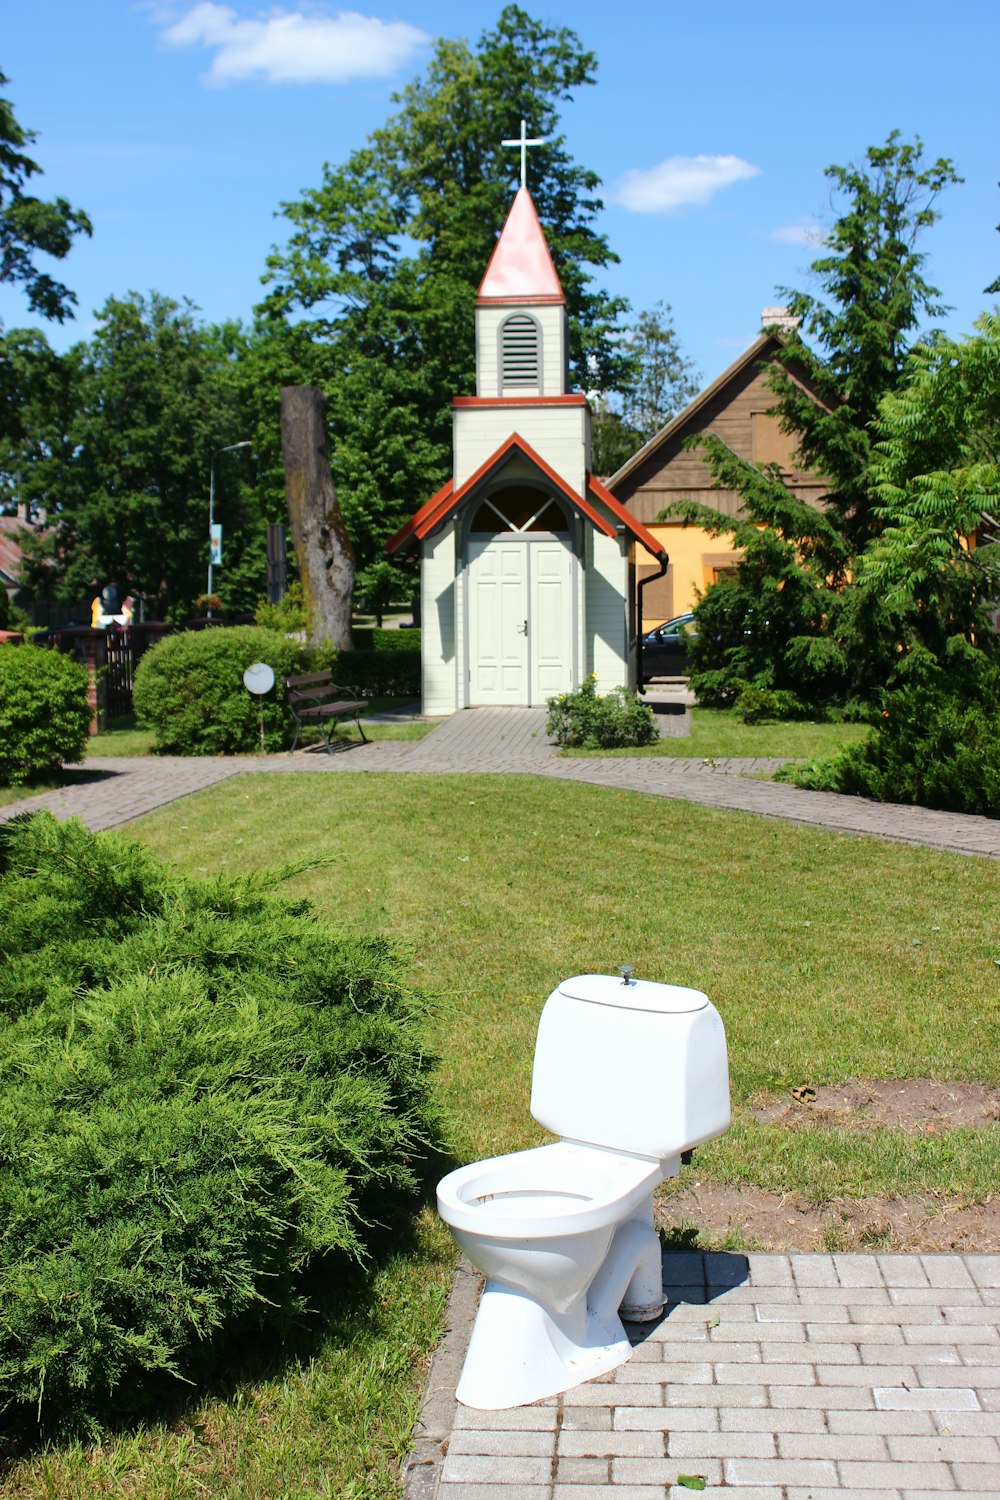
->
[[636, 549, 669, 695]]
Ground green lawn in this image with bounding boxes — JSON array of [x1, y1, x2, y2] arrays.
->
[[85, 718, 158, 756], [566, 705, 872, 760], [4, 774, 997, 1497], [133, 775, 997, 1190]]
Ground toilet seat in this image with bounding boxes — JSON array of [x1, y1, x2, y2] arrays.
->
[[437, 1140, 663, 1240]]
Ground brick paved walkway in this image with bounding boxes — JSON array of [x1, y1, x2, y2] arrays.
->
[[3, 709, 997, 858], [408, 1251, 1000, 1500]]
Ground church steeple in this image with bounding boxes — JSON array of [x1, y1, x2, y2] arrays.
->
[[477, 188, 565, 306], [475, 187, 568, 398]]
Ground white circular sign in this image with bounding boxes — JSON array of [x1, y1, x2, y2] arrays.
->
[[243, 661, 275, 695]]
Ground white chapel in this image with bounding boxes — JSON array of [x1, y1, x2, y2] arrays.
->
[[387, 174, 666, 714]]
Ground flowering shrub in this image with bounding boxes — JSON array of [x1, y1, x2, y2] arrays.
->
[[546, 675, 658, 750]]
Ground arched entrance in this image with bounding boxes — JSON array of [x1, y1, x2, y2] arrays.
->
[[465, 485, 576, 706]]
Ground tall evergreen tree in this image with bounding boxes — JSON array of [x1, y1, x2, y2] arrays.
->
[[669, 133, 962, 713], [862, 312, 1000, 656]]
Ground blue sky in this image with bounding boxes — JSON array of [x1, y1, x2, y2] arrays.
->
[[3, 1, 998, 384]]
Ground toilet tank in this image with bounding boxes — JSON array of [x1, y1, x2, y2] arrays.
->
[[530, 974, 730, 1161]]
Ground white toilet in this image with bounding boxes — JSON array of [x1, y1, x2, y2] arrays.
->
[[436, 972, 730, 1409]]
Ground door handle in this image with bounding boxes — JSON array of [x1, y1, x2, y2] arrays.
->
[[520, 619, 528, 635]]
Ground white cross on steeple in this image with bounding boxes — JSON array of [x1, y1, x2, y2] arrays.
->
[[501, 119, 548, 190]]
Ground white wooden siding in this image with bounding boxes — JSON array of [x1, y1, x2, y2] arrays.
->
[[421, 523, 458, 714], [453, 404, 588, 493], [585, 529, 629, 691]]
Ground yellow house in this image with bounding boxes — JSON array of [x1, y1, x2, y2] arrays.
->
[[607, 320, 831, 628]]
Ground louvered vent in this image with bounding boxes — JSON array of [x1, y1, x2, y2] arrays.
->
[[501, 313, 540, 388]]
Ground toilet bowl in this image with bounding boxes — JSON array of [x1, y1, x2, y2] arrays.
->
[[437, 1140, 672, 1408], [437, 973, 731, 1409]]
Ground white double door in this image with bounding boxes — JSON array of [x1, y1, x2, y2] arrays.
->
[[468, 538, 574, 705]]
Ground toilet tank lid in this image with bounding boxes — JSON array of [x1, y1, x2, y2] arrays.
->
[[557, 974, 709, 1014]]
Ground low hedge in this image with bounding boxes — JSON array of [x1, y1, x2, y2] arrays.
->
[[315, 642, 421, 700], [0, 643, 91, 785], [0, 812, 437, 1435], [133, 626, 307, 754], [351, 626, 421, 654]]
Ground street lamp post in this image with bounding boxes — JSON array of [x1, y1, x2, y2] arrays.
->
[[207, 441, 251, 617]]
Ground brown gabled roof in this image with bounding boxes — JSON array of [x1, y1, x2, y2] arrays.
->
[[606, 330, 833, 494]]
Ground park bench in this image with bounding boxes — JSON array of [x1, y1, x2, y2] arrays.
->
[[285, 671, 369, 752]]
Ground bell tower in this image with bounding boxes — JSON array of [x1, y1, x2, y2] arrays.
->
[[474, 187, 568, 399]]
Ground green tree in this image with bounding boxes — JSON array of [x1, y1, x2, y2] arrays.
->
[[261, 6, 628, 568], [18, 293, 264, 620], [0, 70, 91, 323], [861, 312, 1000, 655], [0, 326, 82, 517], [591, 301, 699, 476], [785, 318, 1000, 815], [669, 132, 962, 713], [770, 132, 961, 553]]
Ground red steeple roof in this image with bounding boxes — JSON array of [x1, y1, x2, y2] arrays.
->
[[476, 188, 565, 305]]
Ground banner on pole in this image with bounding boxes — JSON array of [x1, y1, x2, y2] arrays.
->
[[209, 524, 223, 566]]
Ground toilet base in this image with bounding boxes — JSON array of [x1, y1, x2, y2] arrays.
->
[[455, 1279, 632, 1410], [456, 1216, 663, 1410]]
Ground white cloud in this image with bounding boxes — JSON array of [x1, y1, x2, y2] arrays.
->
[[612, 154, 760, 214], [160, 3, 430, 86], [770, 216, 828, 247]]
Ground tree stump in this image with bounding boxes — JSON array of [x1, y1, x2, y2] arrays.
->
[[280, 385, 354, 648]]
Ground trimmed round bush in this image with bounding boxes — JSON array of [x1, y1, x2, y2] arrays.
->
[[0, 812, 437, 1435], [133, 627, 307, 754], [0, 643, 91, 785]]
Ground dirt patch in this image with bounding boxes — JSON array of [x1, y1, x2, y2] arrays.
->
[[752, 1078, 1000, 1133], [656, 1181, 1000, 1253]]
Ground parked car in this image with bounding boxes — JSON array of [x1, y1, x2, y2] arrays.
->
[[641, 612, 697, 678]]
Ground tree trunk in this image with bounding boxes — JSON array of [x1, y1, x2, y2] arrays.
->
[[280, 385, 354, 648]]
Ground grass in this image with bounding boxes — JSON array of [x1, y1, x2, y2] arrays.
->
[[0, 1216, 453, 1499], [4, 773, 997, 1496], [85, 717, 158, 756], [565, 706, 871, 760], [136, 774, 999, 1186], [0, 775, 67, 809]]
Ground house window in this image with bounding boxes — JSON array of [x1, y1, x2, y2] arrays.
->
[[470, 486, 568, 534], [500, 313, 541, 390]]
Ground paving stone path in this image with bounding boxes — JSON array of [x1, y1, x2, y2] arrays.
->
[[409, 1251, 1000, 1500], [3, 709, 998, 858]]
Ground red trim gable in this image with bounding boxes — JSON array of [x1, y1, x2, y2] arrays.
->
[[386, 450, 670, 560], [385, 435, 619, 555], [587, 475, 667, 561]]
